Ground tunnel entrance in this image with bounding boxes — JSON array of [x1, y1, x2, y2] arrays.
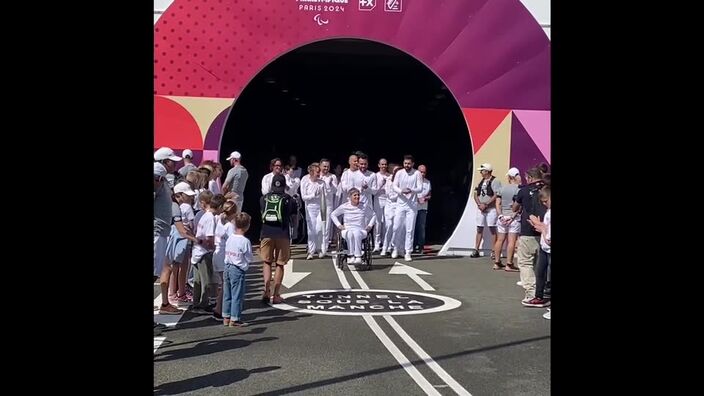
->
[[220, 38, 473, 244]]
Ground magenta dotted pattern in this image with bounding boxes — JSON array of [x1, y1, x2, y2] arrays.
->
[[155, 0, 319, 98], [154, 0, 550, 111]]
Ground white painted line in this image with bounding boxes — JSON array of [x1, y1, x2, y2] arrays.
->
[[331, 256, 352, 289], [344, 259, 472, 395], [362, 315, 442, 396], [333, 258, 441, 395], [347, 263, 370, 289], [384, 316, 472, 396]]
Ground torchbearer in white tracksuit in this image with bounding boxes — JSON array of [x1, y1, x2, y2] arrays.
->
[[391, 155, 423, 262], [301, 163, 331, 259], [330, 188, 376, 264], [381, 164, 402, 256], [319, 159, 338, 250], [373, 158, 391, 252]]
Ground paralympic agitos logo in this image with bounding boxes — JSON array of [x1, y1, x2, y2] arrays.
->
[[273, 289, 461, 316]]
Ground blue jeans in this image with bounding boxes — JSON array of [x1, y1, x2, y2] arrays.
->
[[535, 249, 551, 299], [414, 209, 428, 250], [223, 265, 247, 320]]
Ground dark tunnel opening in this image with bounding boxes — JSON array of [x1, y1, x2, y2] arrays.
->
[[220, 38, 473, 245]]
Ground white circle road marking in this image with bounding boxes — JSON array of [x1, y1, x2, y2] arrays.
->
[[272, 289, 461, 316]]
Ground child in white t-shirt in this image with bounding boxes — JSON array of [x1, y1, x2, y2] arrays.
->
[[161, 183, 199, 314], [223, 212, 253, 327], [212, 200, 238, 321], [190, 194, 226, 312]]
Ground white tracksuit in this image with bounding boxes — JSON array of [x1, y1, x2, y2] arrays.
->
[[330, 202, 377, 258], [301, 176, 331, 255], [320, 173, 338, 246], [382, 184, 401, 253], [392, 168, 423, 255], [373, 172, 392, 250], [340, 169, 377, 206]]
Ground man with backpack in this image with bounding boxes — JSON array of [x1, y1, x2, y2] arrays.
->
[[471, 163, 502, 258], [259, 174, 298, 304]]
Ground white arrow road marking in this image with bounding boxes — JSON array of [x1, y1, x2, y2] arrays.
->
[[282, 259, 311, 289], [389, 262, 435, 291]]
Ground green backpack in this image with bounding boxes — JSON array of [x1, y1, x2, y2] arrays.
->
[[262, 193, 285, 226]]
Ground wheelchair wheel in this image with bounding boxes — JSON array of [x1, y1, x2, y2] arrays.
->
[[335, 231, 346, 270], [337, 252, 346, 270], [362, 234, 373, 271]]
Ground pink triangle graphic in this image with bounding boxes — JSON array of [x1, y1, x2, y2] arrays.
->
[[513, 110, 550, 162]]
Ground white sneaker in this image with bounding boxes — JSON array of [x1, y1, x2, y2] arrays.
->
[[391, 249, 399, 259], [306, 254, 314, 260], [319, 252, 325, 259], [404, 254, 412, 262], [355, 257, 363, 264], [516, 281, 523, 286], [380, 248, 387, 256], [543, 309, 551, 320]]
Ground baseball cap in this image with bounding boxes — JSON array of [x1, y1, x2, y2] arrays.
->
[[154, 147, 182, 162], [506, 167, 520, 177], [226, 151, 242, 161], [153, 162, 168, 177], [477, 163, 493, 172], [173, 182, 196, 196], [271, 174, 286, 193], [182, 149, 193, 159]]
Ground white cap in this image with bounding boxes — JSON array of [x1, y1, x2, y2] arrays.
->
[[506, 167, 520, 177], [226, 151, 242, 161], [154, 147, 182, 162], [153, 162, 168, 177], [182, 149, 193, 159], [477, 163, 493, 172], [173, 182, 196, 196]]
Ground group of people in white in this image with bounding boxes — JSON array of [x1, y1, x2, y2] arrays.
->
[[154, 147, 433, 334], [265, 152, 432, 263]]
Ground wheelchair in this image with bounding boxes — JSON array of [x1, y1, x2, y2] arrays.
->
[[334, 226, 373, 271]]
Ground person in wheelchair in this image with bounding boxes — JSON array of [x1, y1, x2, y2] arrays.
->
[[330, 188, 376, 264]]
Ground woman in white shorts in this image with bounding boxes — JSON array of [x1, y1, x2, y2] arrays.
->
[[493, 167, 522, 271]]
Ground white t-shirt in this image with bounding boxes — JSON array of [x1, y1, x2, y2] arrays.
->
[[191, 211, 216, 264], [393, 169, 423, 208], [330, 201, 376, 230], [213, 217, 235, 272], [179, 203, 195, 232], [224, 234, 253, 271], [540, 209, 551, 253]]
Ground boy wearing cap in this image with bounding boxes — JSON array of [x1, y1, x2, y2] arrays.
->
[[471, 163, 502, 258], [222, 151, 249, 214]]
